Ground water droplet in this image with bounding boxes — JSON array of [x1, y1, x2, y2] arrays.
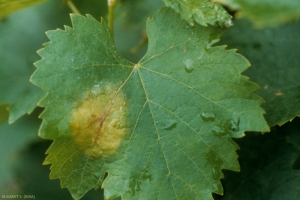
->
[[163, 119, 177, 130], [201, 112, 216, 121], [212, 126, 227, 136], [183, 59, 195, 72]]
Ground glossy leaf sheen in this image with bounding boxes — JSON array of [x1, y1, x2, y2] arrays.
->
[[216, 0, 300, 27], [31, 8, 269, 200], [162, 0, 232, 26], [221, 19, 300, 126]]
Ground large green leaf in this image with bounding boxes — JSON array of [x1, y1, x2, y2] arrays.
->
[[162, 0, 232, 26], [0, 0, 45, 19], [220, 19, 300, 126], [31, 7, 269, 200], [217, 119, 300, 200], [216, 0, 300, 27]]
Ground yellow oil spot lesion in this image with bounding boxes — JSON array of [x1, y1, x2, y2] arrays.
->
[[69, 83, 129, 158]]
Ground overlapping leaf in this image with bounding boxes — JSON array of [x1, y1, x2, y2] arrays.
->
[[31, 7, 269, 200], [0, 2, 54, 123], [216, 0, 300, 27], [0, 0, 107, 123], [162, 0, 232, 26], [220, 19, 300, 126], [0, 0, 45, 19]]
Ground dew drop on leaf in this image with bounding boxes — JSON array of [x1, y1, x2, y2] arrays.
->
[[163, 119, 177, 130], [212, 125, 227, 136], [200, 112, 216, 121], [183, 59, 195, 72]]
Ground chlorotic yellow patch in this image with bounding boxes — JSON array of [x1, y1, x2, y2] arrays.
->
[[69, 83, 129, 158]]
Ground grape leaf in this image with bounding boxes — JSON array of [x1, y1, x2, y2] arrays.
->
[[215, 0, 300, 27], [0, 0, 45, 19], [220, 19, 300, 126], [218, 119, 300, 200], [162, 0, 232, 26], [31, 7, 269, 200]]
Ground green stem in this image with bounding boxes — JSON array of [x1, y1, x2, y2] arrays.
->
[[108, 0, 118, 38], [67, 0, 81, 15]]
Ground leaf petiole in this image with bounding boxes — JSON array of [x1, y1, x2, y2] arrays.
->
[[67, 0, 81, 15], [108, 0, 118, 38]]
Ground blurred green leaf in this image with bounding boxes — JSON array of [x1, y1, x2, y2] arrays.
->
[[216, 0, 300, 27], [0, 0, 45, 19], [31, 7, 268, 199], [72, 0, 108, 19], [118, 0, 163, 25], [0, 0, 72, 123], [0, 110, 40, 193], [220, 19, 300, 126], [217, 119, 300, 200], [114, 0, 163, 62]]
